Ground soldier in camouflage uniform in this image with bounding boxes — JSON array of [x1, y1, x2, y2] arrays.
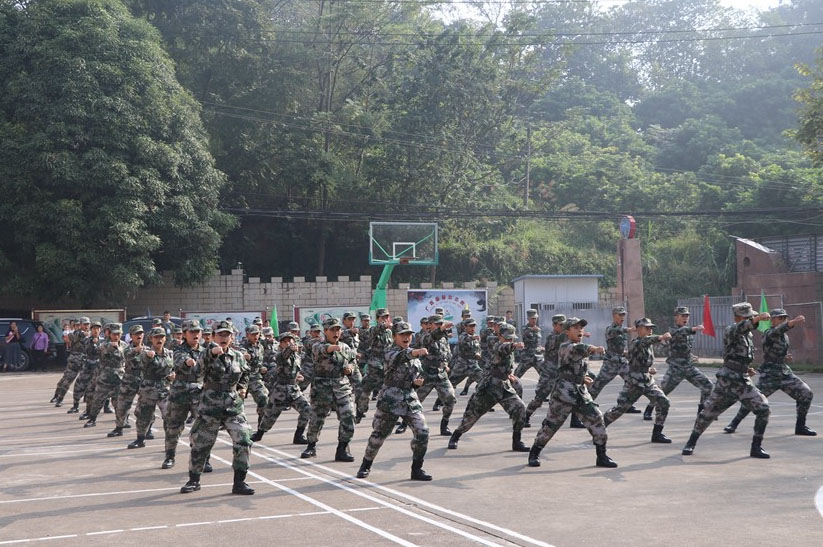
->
[[527, 317, 617, 468], [515, 310, 544, 378], [416, 315, 457, 435], [240, 325, 268, 429], [602, 318, 674, 443], [413, 316, 428, 349], [83, 323, 128, 428], [68, 321, 102, 414], [356, 321, 432, 481], [108, 325, 144, 437], [682, 303, 772, 459], [356, 309, 392, 423], [298, 323, 319, 392], [524, 314, 567, 427], [643, 306, 712, 420], [161, 320, 204, 470], [166, 326, 183, 351], [52, 317, 90, 407], [301, 318, 357, 461], [448, 323, 531, 453], [341, 312, 363, 399], [180, 320, 254, 495], [724, 309, 815, 436], [251, 332, 312, 445], [127, 328, 174, 449], [587, 306, 642, 418], [449, 318, 484, 396]]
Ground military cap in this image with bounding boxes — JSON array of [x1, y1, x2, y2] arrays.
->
[[495, 319, 507, 326], [323, 317, 342, 329], [526, 309, 538, 318], [80, 316, 91, 324], [262, 326, 274, 336], [393, 321, 414, 335], [128, 324, 144, 335], [635, 317, 656, 328], [770, 308, 788, 318], [109, 323, 123, 334], [499, 323, 516, 338], [429, 314, 444, 324], [183, 320, 202, 332], [463, 318, 477, 327], [287, 321, 300, 330], [565, 317, 587, 329], [461, 309, 472, 317], [732, 302, 757, 318], [212, 320, 233, 334], [245, 325, 261, 335], [393, 316, 404, 324], [310, 323, 322, 332], [279, 332, 296, 342], [420, 317, 429, 325], [486, 315, 496, 323], [90, 320, 102, 328], [342, 311, 357, 320], [551, 314, 567, 324], [253, 317, 262, 325], [152, 318, 162, 325], [612, 306, 627, 315], [674, 306, 690, 315], [202, 326, 212, 335], [173, 327, 183, 334], [434, 307, 445, 315], [375, 308, 390, 317], [359, 313, 371, 320], [149, 327, 166, 337]]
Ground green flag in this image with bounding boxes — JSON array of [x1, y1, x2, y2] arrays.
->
[[758, 290, 769, 332], [271, 305, 279, 337]]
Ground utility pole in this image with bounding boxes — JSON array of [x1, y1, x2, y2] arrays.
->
[[524, 125, 531, 206]]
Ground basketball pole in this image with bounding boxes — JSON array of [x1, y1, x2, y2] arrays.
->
[[370, 263, 395, 314]]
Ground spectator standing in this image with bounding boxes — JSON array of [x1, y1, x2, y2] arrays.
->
[[4, 321, 22, 371], [30, 324, 50, 372]]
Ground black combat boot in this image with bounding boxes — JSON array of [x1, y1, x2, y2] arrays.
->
[[750, 437, 770, 459], [651, 424, 672, 444], [78, 411, 89, 421], [433, 399, 443, 412], [795, 416, 817, 436], [512, 431, 530, 452], [410, 458, 432, 481], [162, 449, 175, 469], [54, 397, 63, 408], [528, 444, 542, 467], [459, 385, 470, 396], [83, 418, 96, 428], [180, 471, 201, 494], [232, 469, 255, 495], [439, 418, 452, 436], [50, 390, 60, 403], [293, 426, 308, 444], [723, 416, 741, 434], [355, 411, 365, 425], [145, 426, 154, 440], [626, 406, 642, 414], [250, 429, 264, 442], [643, 405, 654, 421], [335, 442, 355, 462], [66, 403, 79, 414], [682, 431, 701, 455], [356, 458, 373, 479], [569, 414, 585, 428], [103, 399, 113, 414], [447, 431, 461, 449], [595, 443, 618, 468], [301, 442, 317, 459], [123, 417, 131, 429], [203, 458, 213, 473], [127, 436, 145, 449], [523, 412, 532, 428], [395, 422, 407, 434], [107, 426, 123, 437]]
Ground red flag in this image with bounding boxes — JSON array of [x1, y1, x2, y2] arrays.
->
[[702, 295, 716, 337]]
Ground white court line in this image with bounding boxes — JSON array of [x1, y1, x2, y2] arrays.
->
[[815, 485, 823, 519], [0, 447, 122, 458], [85, 530, 123, 536], [0, 481, 267, 504]]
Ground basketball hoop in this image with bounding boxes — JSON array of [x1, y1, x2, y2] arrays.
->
[[398, 257, 411, 265]]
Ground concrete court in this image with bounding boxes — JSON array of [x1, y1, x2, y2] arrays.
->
[[1, 363, 823, 547]]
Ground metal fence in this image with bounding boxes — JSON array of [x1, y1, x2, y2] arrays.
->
[[676, 296, 737, 357], [532, 300, 624, 348]]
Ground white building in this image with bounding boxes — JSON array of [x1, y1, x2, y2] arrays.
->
[[512, 274, 605, 334]]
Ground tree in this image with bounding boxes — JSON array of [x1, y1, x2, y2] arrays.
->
[[795, 49, 823, 166], [0, 0, 232, 305]]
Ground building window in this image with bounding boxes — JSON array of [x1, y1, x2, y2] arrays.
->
[[572, 302, 594, 310]]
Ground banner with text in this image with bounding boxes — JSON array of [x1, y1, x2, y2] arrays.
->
[[295, 306, 371, 333], [407, 290, 487, 343]]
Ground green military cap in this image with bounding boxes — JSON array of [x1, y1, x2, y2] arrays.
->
[[420, 317, 429, 324], [152, 318, 162, 325], [212, 320, 233, 334], [359, 313, 371, 320], [612, 306, 627, 315], [182, 320, 202, 332], [245, 325, 261, 335], [732, 302, 757, 318], [375, 308, 389, 317], [434, 307, 445, 315], [564, 317, 587, 329], [128, 324, 144, 335], [393, 321, 414, 335], [109, 323, 123, 334], [429, 314, 444, 323], [674, 306, 690, 315], [551, 314, 567, 324], [253, 317, 262, 325], [310, 323, 322, 332], [635, 317, 656, 328], [262, 326, 274, 336], [323, 317, 342, 329], [495, 319, 507, 326], [342, 312, 357, 320], [287, 321, 300, 330], [769, 308, 788, 318], [279, 332, 296, 342], [486, 315, 496, 323], [526, 309, 538, 318], [80, 316, 91, 324], [149, 327, 166, 337], [463, 318, 477, 327], [90, 320, 102, 328], [173, 326, 183, 334], [499, 323, 516, 338], [202, 325, 212, 335], [461, 309, 472, 317], [393, 316, 404, 324]]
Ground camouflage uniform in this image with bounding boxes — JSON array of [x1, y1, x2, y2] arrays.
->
[[449, 328, 483, 391], [298, 332, 318, 392], [54, 325, 88, 404], [587, 321, 630, 399], [257, 339, 311, 435], [341, 321, 363, 397], [165, 338, 204, 455], [356, 320, 392, 419], [514, 320, 544, 378], [113, 338, 144, 430], [241, 332, 268, 427], [86, 334, 128, 422], [72, 329, 102, 407], [525, 324, 566, 421], [416, 321, 457, 428], [658, 325, 713, 407], [305, 335, 357, 447], [133, 345, 174, 439]]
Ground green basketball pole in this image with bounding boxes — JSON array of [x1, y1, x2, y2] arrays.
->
[[370, 264, 395, 314]]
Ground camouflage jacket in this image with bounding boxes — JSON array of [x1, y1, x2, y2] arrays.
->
[[271, 346, 302, 384], [488, 339, 517, 380], [82, 334, 101, 363], [124, 343, 144, 378], [198, 344, 249, 416], [413, 328, 426, 349], [140, 346, 174, 386], [456, 331, 481, 363], [240, 339, 265, 377], [605, 323, 629, 360], [555, 342, 595, 403], [722, 319, 756, 374], [358, 329, 371, 362], [378, 345, 424, 415], [68, 329, 87, 356], [97, 340, 128, 383], [668, 326, 695, 360], [627, 335, 664, 385], [420, 327, 450, 377], [340, 328, 360, 358], [262, 338, 277, 366], [483, 332, 499, 363], [545, 331, 566, 364], [312, 341, 356, 379], [761, 322, 794, 373], [172, 342, 204, 386], [367, 325, 393, 369], [521, 325, 544, 359]]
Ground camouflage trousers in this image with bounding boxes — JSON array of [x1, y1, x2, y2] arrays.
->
[[115, 376, 140, 428], [356, 368, 385, 415], [307, 378, 355, 444], [364, 408, 428, 462], [87, 378, 120, 420], [164, 391, 200, 452], [449, 359, 483, 391], [525, 362, 558, 417], [72, 360, 99, 404], [349, 365, 364, 407], [297, 362, 314, 392], [247, 375, 269, 426], [604, 381, 669, 427], [693, 370, 770, 437], [533, 391, 607, 449], [730, 370, 813, 424], [587, 356, 628, 399], [260, 384, 311, 433], [659, 358, 713, 405], [416, 375, 456, 420], [454, 378, 526, 435], [54, 356, 84, 399], [188, 412, 251, 473], [514, 355, 543, 378], [135, 384, 169, 437]]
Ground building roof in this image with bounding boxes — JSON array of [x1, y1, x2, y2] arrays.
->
[[511, 274, 604, 283]]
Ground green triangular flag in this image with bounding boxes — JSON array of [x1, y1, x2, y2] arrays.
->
[[758, 290, 769, 332], [271, 305, 279, 337]]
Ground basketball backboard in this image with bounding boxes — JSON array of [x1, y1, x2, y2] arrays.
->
[[369, 222, 438, 266]]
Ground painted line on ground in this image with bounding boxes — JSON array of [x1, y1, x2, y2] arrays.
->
[[0, 447, 123, 458], [815, 485, 823, 519], [0, 481, 270, 504]]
